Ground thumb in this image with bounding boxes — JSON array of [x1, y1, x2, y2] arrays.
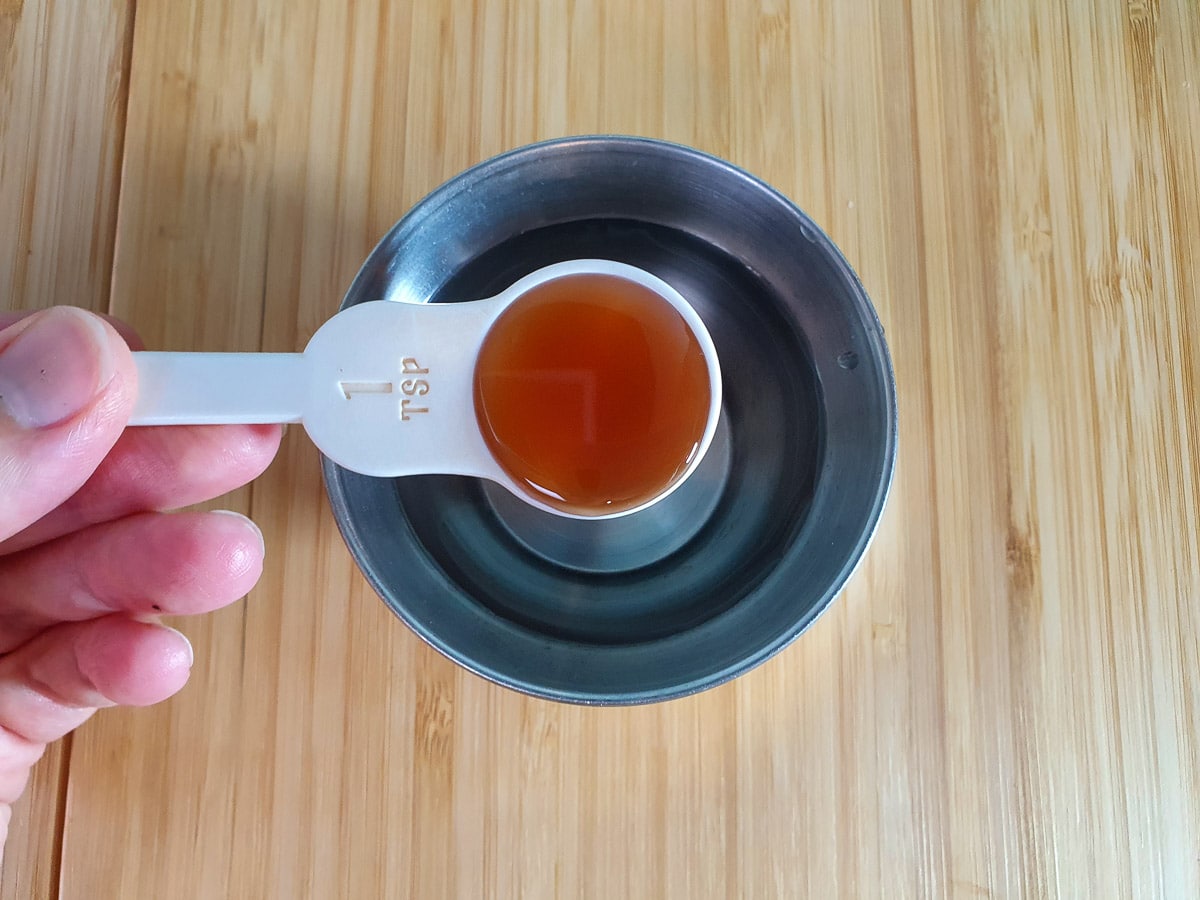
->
[[0, 308, 137, 542]]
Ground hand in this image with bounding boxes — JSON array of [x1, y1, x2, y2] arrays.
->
[[0, 308, 281, 862]]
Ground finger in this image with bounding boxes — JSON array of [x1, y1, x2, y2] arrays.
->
[[0, 803, 10, 863], [0, 310, 145, 350], [0, 309, 136, 542], [0, 422, 282, 555], [0, 726, 45, 806], [0, 510, 264, 653], [0, 616, 193, 746]]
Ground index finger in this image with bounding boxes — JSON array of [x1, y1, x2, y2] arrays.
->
[[0, 422, 282, 555]]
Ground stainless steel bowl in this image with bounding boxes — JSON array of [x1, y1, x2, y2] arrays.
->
[[323, 137, 896, 704]]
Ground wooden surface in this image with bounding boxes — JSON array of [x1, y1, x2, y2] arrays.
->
[[3, 0, 1198, 896]]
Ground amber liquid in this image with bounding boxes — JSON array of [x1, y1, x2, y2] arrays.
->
[[473, 274, 713, 516]]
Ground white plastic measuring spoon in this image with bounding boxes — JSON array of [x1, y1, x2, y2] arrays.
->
[[130, 260, 722, 520]]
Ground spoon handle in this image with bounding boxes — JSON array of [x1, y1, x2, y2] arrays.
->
[[129, 352, 307, 425]]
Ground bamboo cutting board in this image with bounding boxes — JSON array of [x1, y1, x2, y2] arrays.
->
[[2, 0, 1198, 897]]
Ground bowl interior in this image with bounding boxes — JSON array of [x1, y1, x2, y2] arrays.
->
[[323, 138, 895, 703], [405, 217, 822, 643]]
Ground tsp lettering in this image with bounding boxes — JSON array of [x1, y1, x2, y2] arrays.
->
[[399, 357, 430, 420], [337, 356, 430, 420]]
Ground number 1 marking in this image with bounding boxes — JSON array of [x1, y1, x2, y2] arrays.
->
[[339, 381, 394, 399]]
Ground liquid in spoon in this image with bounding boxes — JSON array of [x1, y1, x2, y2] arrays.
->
[[473, 273, 713, 516]]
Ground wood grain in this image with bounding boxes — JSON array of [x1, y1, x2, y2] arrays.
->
[[0, 0, 134, 896], [3, 0, 1198, 896]]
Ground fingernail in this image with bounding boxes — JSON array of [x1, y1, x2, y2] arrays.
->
[[159, 625, 194, 667], [0, 308, 115, 429], [210, 509, 266, 557]]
